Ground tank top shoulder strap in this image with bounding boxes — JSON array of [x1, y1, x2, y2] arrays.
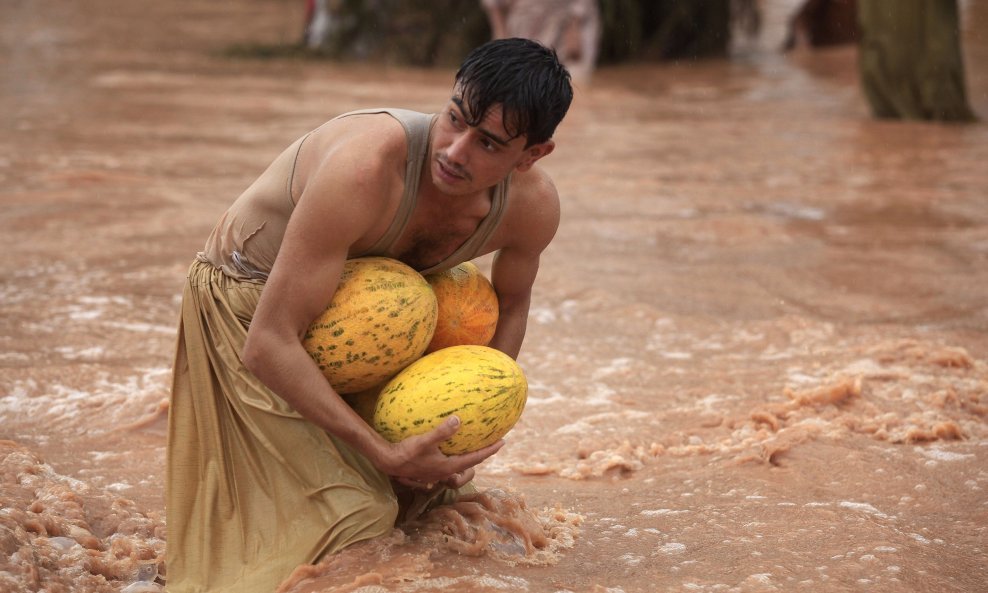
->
[[286, 131, 314, 206], [342, 108, 436, 256]]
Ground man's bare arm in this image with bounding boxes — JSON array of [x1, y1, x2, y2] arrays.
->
[[243, 134, 502, 484], [488, 171, 561, 359]]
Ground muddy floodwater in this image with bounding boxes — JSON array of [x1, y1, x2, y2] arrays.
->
[[2, 1, 987, 592]]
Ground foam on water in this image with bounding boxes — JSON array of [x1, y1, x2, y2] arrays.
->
[[640, 509, 690, 517], [920, 447, 975, 462], [838, 501, 891, 520], [0, 442, 166, 592], [104, 321, 177, 334], [658, 542, 687, 554]]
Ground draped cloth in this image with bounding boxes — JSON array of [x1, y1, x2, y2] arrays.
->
[[165, 260, 462, 593]]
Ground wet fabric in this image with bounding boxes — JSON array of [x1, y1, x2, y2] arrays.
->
[[165, 259, 464, 593], [198, 108, 511, 281]]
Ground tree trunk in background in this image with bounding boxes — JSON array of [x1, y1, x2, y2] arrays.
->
[[599, 0, 732, 63], [857, 0, 976, 122], [305, 0, 490, 67]]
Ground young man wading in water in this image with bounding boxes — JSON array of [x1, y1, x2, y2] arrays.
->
[[165, 38, 573, 593]]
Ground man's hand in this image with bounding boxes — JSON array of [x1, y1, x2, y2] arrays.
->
[[393, 468, 476, 491], [381, 415, 504, 488]]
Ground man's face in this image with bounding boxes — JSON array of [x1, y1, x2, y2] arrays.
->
[[430, 97, 551, 195]]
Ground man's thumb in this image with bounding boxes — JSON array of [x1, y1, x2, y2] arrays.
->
[[436, 415, 461, 438]]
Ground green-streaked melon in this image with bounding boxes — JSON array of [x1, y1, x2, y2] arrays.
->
[[372, 345, 527, 454], [303, 257, 437, 394]]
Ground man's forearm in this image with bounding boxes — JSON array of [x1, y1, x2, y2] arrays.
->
[[243, 328, 393, 467], [488, 301, 530, 359]]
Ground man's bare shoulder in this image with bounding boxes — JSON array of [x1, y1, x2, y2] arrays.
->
[[295, 112, 410, 196], [494, 164, 560, 253], [287, 112, 416, 254], [317, 112, 409, 166], [509, 165, 560, 218]]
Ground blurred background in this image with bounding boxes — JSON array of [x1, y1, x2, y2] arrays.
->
[[288, 0, 982, 120], [2, 2, 987, 592]]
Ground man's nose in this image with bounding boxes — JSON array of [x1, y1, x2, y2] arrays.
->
[[446, 132, 470, 165]]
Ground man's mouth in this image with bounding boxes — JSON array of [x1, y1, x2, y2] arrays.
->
[[437, 157, 468, 182]]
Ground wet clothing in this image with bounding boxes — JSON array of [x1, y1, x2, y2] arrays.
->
[[198, 108, 510, 280], [165, 108, 510, 593]]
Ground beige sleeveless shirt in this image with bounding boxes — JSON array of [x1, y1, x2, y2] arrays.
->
[[198, 108, 511, 281]]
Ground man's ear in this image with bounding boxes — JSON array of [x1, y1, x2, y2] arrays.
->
[[515, 140, 555, 172]]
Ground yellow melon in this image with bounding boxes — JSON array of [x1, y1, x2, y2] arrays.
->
[[303, 257, 438, 394], [372, 345, 527, 454], [425, 261, 499, 353]]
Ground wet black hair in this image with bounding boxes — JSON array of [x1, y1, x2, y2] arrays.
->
[[453, 38, 573, 147]]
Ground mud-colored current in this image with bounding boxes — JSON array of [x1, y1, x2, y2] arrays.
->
[[2, 1, 987, 592]]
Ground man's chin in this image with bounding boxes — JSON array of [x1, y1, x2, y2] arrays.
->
[[432, 170, 470, 195]]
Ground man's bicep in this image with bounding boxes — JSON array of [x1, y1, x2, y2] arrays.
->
[[487, 248, 539, 358], [493, 195, 559, 307], [256, 159, 384, 337], [490, 247, 540, 307]]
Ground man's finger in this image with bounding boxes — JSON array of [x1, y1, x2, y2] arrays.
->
[[421, 415, 461, 445], [445, 468, 475, 489]]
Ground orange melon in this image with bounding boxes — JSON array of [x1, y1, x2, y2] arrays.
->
[[424, 261, 499, 353], [303, 257, 438, 394]]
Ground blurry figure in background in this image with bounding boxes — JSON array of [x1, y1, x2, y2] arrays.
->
[[857, 0, 976, 121], [482, 0, 600, 84], [731, 0, 761, 41], [782, 0, 859, 52], [303, 0, 332, 49]]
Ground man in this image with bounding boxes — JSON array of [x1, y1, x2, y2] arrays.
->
[[165, 38, 573, 593]]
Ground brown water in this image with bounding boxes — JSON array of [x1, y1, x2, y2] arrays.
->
[[2, 1, 987, 592]]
